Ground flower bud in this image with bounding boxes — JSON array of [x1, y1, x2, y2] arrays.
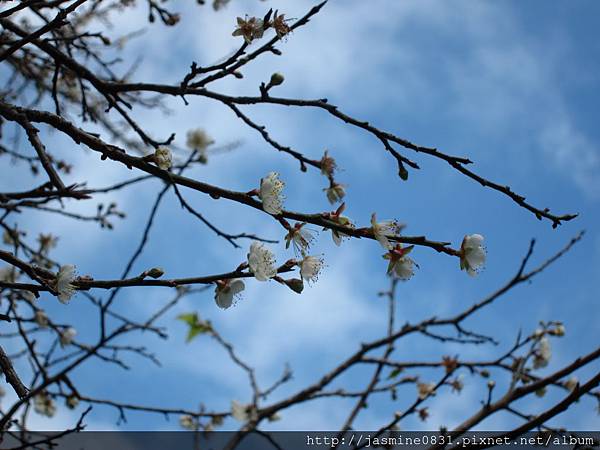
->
[[146, 267, 165, 279], [66, 395, 79, 409], [284, 278, 304, 294], [270, 72, 285, 86], [398, 164, 409, 181], [535, 387, 547, 397]]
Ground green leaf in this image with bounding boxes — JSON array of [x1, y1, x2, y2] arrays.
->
[[177, 312, 198, 326], [387, 367, 403, 379], [177, 312, 212, 343], [186, 322, 212, 342]]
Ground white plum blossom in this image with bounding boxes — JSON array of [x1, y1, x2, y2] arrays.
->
[[371, 213, 405, 250], [214, 279, 245, 309], [299, 255, 324, 283], [417, 382, 436, 400], [35, 310, 49, 328], [533, 337, 552, 369], [284, 223, 316, 256], [60, 327, 77, 347], [186, 128, 214, 151], [247, 242, 277, 281], [384, 244, 416, 280], [320, 150, 337, 177], [154, 147, 172, 170], [0, 266, 17, 283], [56, 264, 76, 304], [391, 257, 415, 280], [272, 12, 290, 38], [460, 234, 486, 276], [324, 183, 346, 204], [179, 414, 196, 430], [259, 172, 285, 215], [231, 400, 256, 422], [34, 392, 56, 418], [565, 376, 578, 392], [330, 220, 352, 246], [325, 203, 354, 246], [232, 16, 264, 44]]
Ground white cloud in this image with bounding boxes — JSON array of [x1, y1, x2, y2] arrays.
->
[[539, 120, 600, 198]]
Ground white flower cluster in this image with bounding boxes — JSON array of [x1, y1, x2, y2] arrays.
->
[[209, 172, 489, 310], [232, 16, 264, 44], [232, 12, 290, 44], [371, 213, 415, 280], [211, 171, 320, 306]]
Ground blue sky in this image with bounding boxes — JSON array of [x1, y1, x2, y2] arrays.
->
[[1, 0, 599, 432]]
